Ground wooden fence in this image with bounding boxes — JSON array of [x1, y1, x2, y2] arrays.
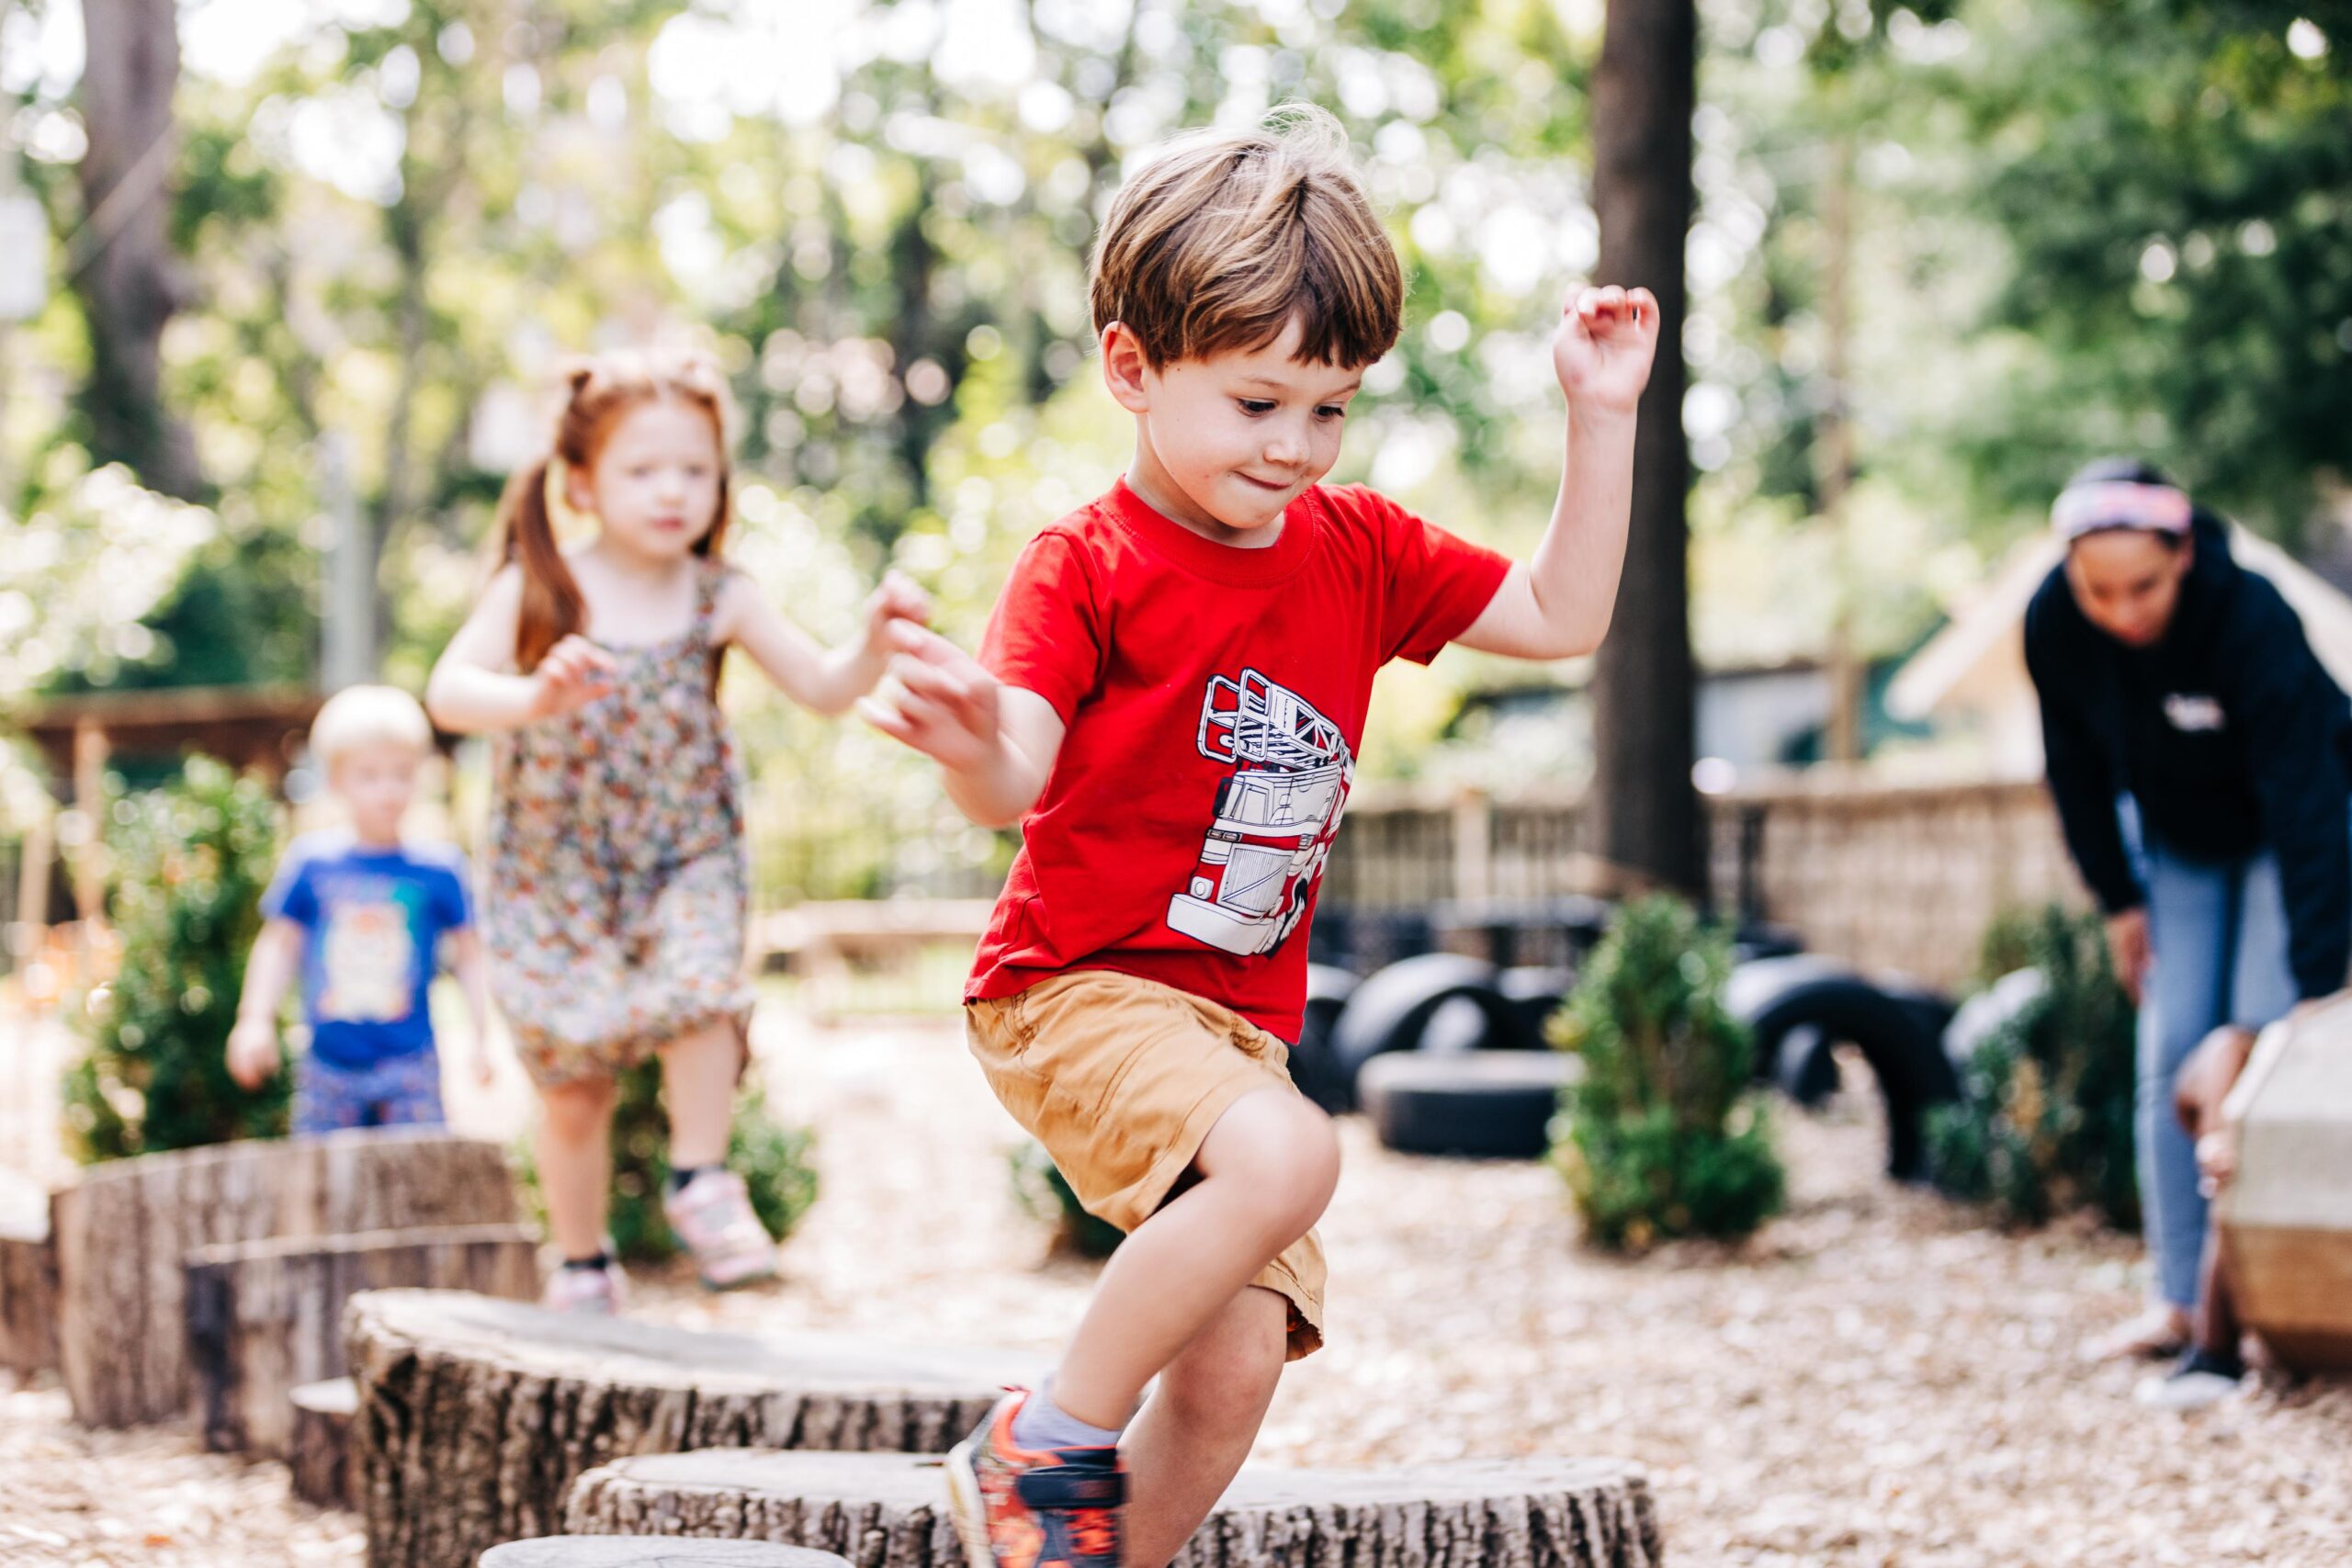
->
[[1326, 772, 2086, 988]]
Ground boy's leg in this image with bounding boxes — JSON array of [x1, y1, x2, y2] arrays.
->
[[1120, 1285, 1289, 1568], [537, 1074, 619, 1259], [290, 1056, 367, 1136], [1049, 1085, 1338, 1429], [368, 1050, 448, 1129]]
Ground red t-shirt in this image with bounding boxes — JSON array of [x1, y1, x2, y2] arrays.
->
[[967, 477, 1512, 1040]]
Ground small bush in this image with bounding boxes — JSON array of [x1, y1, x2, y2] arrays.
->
[[64, 757, 288, 1161], [515, 1055, 821, 1263], [1549, 896, 1785, 1251], [1927, 905, 2139, 1230], [1008, 1140, 1124, 1258]]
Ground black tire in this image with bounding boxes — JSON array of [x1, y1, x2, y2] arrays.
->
[[1329, 953, 1518, 1106], [1496, 965, 1575, 1047], [1772, 1022, 1837, 1104], [1729, 959, 1961, 1181], [1358, 1053, 1578, 1159], [1288, 965, 1362, 1112]]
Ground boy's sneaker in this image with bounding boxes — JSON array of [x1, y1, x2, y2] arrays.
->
[[541, 1258, 626, 1315], [2134, 1350, 2247, 1413], [662, 1168, 778, 1291], [945, 1389, 1125, 1568]]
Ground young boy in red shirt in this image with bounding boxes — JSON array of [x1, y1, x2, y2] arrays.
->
[[863, 105, 1658, 1568]]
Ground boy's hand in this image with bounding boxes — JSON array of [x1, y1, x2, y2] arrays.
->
[[858, 620, 1004, 772], [528, 635, 620, 720], [1552, 284, 1661, 416], [861, 570, 933, 652], [226, 1017, 281, 1090]]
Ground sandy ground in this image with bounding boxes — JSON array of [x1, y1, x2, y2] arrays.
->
[[3, 1000, 2348, 1567]]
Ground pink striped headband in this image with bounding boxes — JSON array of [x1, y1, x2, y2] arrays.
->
[[2052, 479, 2193, 540]]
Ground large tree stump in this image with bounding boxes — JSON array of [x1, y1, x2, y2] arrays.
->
[[51, 1129, 519, 1427], [348, 1290, 1032, 1568], [288, 1377, 357, 1508], [483, 1541, 852, 1567], [563, 1451, 1662, 1568], [0, 1173, 58, 1375], [187, 1223, 538, 1456], [2220, 1000, 2352, 1370]]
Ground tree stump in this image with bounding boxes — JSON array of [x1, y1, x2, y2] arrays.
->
[[0, 1173, 58, 1375], [187, 1223, 538, 1456], [563, 1450, 1664, 1568], [51, 1129, 519, 1427], [2220, 999, 2352, 1370], [288, 1376, 357, 1508], [482, 1541, 852, 1567], [347, 1290, 1033, 1568]]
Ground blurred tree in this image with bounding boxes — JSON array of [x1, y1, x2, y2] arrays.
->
[[72, 0, 202, 498]]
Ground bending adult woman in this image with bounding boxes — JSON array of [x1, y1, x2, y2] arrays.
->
[[2024, 458, 2352, 1367]]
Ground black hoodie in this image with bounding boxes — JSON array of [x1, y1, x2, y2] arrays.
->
[[2024, 513, 2352, 1001]]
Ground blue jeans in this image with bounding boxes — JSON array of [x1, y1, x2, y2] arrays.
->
[[292, 1049, 447, 1134], [2129, 810, 2300, 1310]]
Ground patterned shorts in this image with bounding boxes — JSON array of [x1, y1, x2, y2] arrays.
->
[[292, 1049, 447, 1134]]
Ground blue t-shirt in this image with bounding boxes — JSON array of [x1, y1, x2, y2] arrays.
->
[[260, 833, 473, 1068]]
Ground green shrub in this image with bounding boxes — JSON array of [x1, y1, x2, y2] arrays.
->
[[1927, 905, 2139, 1230], [1008, 1139, 1124, 1258], [1548, 896, 1785, 1251], [515, 1056, 821, 1264], [64, 757, 288, 1161]]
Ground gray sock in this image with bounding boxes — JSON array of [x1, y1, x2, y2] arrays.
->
[[1011, 1382, 1125, 1453]]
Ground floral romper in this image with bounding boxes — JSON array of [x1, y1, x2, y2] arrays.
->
[[485, 559, 755, 1088]]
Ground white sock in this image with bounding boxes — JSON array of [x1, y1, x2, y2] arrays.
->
[[1011, 1382, 1125, 1452]]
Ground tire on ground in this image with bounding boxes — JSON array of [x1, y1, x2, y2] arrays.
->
[[1497, 965, 1575, 1046], [1728, 958, 1961, 1181], [1358, 1053, 1578, 1159], [1288, 964, 1362, 1112], [1329, 953, 1518, 1106]]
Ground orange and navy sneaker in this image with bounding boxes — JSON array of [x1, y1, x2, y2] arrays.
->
[[944, 1389, 1125, 1568]]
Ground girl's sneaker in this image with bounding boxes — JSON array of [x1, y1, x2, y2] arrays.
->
[[541, 1258, 626, 1315], [944, 1389, 1125, 1568], [2134, 1349, 2247, 1413], [662, 1168, 778, 1291]]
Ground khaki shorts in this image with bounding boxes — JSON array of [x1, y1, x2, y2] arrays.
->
[[966, 969, 1328, 1359]]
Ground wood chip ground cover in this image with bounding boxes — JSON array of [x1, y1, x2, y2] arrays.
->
[[2, 1014, 2345, 1565]]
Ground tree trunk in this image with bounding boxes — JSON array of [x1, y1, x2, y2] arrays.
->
[[72, 0, 201, 498], [483, 1541, 851, 1568], [51, 1131, 520, 1427], [564, 1451, 1664, 1568], [1587, 0, 1700, 893], [288, 1377, 357, 1509], [0, 1179, 57, 1375], [346, 1289, 1030, 1568], [186, 1223, 538, 1457]]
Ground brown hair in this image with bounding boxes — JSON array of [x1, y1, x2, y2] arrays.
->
[[1089, 104, 1403, 371], [494, 346, 736, 671]]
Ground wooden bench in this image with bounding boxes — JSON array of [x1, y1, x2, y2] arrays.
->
[[562, 1450, 1663, 1568], [50, 1129, 520, 1426], [348, 1289, 1035, 1568], [186, 1222, 537, 1455]]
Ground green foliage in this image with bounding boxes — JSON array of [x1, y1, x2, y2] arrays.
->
[[1927, 905, 2141, 1230], [1548, 897, 1786, 1251], [1008, 1139, 1123, 1259], [64, 757, 288, 1161], [514, 1057, 820, 1265]]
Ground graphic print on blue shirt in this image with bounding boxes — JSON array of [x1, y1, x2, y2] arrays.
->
[[261, 833, 472, 1068]]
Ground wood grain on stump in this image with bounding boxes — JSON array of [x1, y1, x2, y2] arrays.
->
[[0, 1172, 58, 1375], [52, 1129, 519, 1427], [187, 1223, 538, 1456], [347, 1290, 1033, 1568], [288, 1377, 357, 1509], [482, 1540, 853, 1567], [563, 1450, 1664, 1568]]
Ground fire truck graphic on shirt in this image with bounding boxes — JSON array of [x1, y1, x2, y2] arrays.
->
[[1165, 669, 1356, 957]]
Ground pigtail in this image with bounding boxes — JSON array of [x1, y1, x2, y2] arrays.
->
[[496, 454, 587, 672]]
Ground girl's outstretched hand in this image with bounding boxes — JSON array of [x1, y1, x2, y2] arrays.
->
[[528, 634, 620, 720], [1552, 284, 1661, 416], [862, 570, 933, 649], [859, 619, 1002, 773]]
